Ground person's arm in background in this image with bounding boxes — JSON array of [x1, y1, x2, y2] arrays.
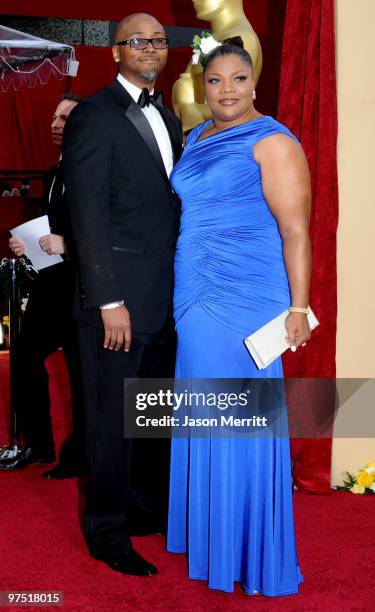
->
[[254, 133, 312, 350]]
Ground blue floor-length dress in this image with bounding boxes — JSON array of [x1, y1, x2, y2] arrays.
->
[[167, 117, 304, 596]]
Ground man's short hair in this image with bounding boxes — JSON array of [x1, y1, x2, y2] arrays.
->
[[61, 92, 83, 104]]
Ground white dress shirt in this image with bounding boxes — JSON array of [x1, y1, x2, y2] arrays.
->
[[117, 73, 174, 178]]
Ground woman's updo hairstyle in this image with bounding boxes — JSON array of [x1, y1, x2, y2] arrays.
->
[[203, 36, 253, 73]]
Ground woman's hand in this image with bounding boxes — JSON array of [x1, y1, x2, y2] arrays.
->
[[285, 312, 311, 351]]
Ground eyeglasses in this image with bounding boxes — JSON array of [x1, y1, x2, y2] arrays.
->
[[115, 38, 169, 50]]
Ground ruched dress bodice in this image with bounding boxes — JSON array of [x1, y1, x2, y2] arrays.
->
[[172, 116, 297, 335]]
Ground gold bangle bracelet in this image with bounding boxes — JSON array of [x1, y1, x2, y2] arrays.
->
[[288, 306, 309, 315]]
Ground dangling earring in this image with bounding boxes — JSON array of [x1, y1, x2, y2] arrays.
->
[[252, 90, 256, 100], [204, 96, 207, 104], [115, 57, 120, 63]]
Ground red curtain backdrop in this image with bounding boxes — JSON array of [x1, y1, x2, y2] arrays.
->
[[277, 0, 338, 493]]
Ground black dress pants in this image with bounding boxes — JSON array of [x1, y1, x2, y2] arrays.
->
[[78, 314, 175, 559], [14, 264, 85, 466]]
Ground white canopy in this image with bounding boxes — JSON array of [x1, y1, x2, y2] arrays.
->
[[0, 25, 78, 91]]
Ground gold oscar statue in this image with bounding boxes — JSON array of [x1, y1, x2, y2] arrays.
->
[[172, 0, 263, 134]]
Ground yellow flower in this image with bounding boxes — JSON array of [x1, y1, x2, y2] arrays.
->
[[356, 471, 374, 488], [365, 461, 375, 473], [350, 484, 365, 494]]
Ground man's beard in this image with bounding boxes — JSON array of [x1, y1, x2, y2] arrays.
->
[[140, 69, 158, 81]]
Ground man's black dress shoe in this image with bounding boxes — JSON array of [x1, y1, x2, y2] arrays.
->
[[128, 523, 165, 536], [95, 549, 158, 576], [42, 463, 86, 479], [0, 446, 55, 470]]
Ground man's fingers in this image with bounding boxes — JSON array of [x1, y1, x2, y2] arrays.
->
[[114, 329, 124, 351], [104, 328, 130, 351], [104, 327, 127, 350], [107, 329, 118, 350], [103, 328, 112, 349], [124, 324, 131, 352]]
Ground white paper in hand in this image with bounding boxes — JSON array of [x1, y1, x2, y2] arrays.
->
[[10, 215, 63, 271], [244, 308, 319, 369]]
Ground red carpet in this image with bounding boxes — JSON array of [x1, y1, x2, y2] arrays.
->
[[0, 352, 374, 611]]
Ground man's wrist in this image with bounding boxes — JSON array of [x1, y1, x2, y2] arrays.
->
[[100, 300, 124, 310]]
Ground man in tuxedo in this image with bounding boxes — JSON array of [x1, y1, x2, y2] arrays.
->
[[2, 93, 86, 479], [63, 13, 182, 577]]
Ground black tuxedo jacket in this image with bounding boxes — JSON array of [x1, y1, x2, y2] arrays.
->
[[63, 79, 182, 334]]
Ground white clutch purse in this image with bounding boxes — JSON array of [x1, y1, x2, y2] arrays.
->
[[244, 307, 319, 369]]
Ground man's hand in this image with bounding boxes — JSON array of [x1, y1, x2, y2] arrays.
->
[[101, 304, 132, 352], [39, 233, 65, 255], [9, 237, 26, 257]]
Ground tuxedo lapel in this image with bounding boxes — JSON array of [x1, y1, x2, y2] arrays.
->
[[108, 80, 168, 180], [125, 103, 167, 178]]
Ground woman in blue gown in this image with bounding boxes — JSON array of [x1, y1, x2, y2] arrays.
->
[[167, 40, 312, 596]]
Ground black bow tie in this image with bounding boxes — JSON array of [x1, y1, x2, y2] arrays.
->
[[137, 88, 164, 109]]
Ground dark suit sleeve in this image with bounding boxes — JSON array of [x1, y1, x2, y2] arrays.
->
[[62, 100, 122, 309]]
